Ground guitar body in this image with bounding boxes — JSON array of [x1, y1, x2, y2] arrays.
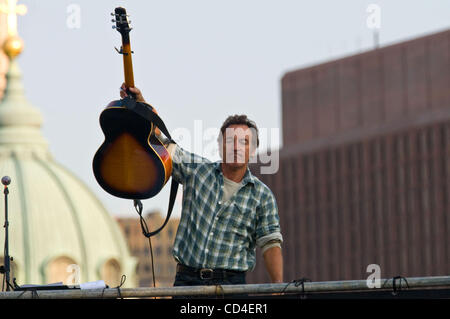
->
[[93, 99, 172, 199], [92, 7, 173, 200]]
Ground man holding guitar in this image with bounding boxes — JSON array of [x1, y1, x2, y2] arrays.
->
[[120, 85, 283, 287]]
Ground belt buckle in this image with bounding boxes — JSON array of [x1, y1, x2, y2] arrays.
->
[[199, 268, 213, 280]]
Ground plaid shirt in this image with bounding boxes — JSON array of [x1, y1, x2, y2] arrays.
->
[[171, 145, 282, 272]]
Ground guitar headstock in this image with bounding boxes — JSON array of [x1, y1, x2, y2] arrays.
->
[[111, 7, 132, 37], [111, 7, 135, 88]]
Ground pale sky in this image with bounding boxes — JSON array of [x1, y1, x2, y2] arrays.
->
[[10, 0, 450, 218]]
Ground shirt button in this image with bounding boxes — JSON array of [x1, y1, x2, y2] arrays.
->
[[205, 249, 209, 253], [218, 201, 222, 205], [210, 232, 214, 236]]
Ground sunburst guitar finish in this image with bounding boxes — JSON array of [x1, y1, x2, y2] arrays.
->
[[92, 7, 172, 199], [93, 100, 172, 199]]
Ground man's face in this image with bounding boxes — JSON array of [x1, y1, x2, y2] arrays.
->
[[220, 124, 256, 169]]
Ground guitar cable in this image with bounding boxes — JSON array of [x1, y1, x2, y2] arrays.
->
[[134, 200, 157, 289]]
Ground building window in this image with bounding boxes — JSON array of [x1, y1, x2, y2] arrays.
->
[[101, 259, 122, 288], [46, 256, 78, 285]]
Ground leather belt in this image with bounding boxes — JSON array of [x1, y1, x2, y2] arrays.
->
[[176, 263, 245, 280]]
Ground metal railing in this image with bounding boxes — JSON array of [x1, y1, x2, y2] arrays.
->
[[0, 275, 449, 299]]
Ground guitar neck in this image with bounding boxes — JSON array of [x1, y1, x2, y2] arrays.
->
[[114, 7, 135, 89], [122, 36, 135, 88]]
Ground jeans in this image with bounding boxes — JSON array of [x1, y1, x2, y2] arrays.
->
[[173, 271, 247, 298]]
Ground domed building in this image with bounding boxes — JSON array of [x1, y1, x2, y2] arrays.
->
[[0, 6, 136, 288]]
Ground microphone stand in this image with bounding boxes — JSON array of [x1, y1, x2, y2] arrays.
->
[[0, 178, 13, 291]]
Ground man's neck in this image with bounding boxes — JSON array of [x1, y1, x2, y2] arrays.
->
[[220, 163, 247, 183]]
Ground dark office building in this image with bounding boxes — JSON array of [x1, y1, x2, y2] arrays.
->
[[248, 29, 450, 283]]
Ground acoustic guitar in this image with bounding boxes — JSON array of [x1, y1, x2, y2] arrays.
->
[[93, 7, 172, 200]]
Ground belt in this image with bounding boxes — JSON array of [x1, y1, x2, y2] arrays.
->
[[176, 263, 245, 280]]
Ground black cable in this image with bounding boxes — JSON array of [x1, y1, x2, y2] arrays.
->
[[116, 274, 127, 299], [146, 237, 156, 288], [13, 278, 20, 290], [134, 200, 156, 289], [382, 275, 409, 296], [281, 278, 311, 298], [101, 274, 127, 299], [5, 279, 14, 291]]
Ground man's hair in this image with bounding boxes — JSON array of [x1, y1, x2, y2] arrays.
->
[[218, 114, 260, 149]]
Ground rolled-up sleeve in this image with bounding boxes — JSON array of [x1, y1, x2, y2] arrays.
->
[[255, 191, 283, 249]]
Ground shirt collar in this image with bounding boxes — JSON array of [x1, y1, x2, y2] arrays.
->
[[214, 161, 255, 186]]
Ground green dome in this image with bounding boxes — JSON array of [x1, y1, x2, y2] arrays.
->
[[0, 61, 137, 287]]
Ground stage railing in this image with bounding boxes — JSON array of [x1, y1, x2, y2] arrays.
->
[[0, 275, 449, 299]]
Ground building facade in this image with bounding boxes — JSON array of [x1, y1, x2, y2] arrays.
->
[[248, 29, 450, 283], [0, 2, 137, 288], [0, 58, 137, 289]]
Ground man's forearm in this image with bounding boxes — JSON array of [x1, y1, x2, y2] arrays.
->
[[263, 246, 283, 283]]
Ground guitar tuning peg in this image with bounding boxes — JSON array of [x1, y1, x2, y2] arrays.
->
[[111, 19, 116, 22], [110, 12, 115, 16]]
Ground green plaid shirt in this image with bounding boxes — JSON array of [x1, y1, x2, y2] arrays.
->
[[171, 145, 282, 272]]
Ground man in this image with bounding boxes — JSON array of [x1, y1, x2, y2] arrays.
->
[[120, 85, 283, 286]]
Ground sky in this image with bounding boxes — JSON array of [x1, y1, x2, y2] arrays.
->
[[8, 0, 450, 218]]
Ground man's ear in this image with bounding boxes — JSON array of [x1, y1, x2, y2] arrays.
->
[[249, 144, 257, 158]]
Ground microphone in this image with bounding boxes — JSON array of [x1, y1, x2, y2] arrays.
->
[[1, 175, 11, 290], [1, 176, 11, 186]]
